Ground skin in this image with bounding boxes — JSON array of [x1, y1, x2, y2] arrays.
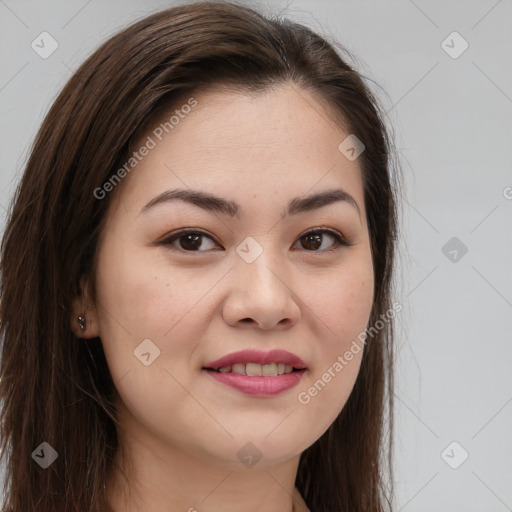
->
[[71, 83, 374, 512]]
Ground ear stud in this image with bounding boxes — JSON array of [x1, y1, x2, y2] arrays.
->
[[77, 315, 86, 332]]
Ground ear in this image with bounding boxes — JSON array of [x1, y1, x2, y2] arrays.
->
[[70, 276, 100, 339]]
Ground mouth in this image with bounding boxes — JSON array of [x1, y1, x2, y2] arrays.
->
[[202, 349, 307, 375], [202, 350, 307, 395]]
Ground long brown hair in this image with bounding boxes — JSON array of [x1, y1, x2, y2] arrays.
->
[[0, 2, 400, 510]]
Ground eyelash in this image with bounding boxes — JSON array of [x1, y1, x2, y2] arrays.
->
[[158, 227, 351, 254]]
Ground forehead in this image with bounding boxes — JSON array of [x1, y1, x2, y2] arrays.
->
[[109, 84, 365, 219]]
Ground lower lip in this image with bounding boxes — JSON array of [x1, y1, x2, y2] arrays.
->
[[203, 369, 306, 396]]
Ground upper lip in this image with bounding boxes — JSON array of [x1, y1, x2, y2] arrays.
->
[[203, 349, 307, 370]]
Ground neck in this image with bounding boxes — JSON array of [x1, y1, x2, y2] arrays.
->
[[106, 404, 300, 512]]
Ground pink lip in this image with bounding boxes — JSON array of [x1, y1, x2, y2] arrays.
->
[[203, 349, 307, 370], [204, 369, 306, 396]]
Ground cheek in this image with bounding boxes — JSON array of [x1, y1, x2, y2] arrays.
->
[[309, 253, 374, 349], [325, 275, 374, 345], [95, 237, 192, 334], [93, 241, 227, 379], [92, 244, 170, 366], [293, 254, 373, 431], [92, 247, 217, 433]]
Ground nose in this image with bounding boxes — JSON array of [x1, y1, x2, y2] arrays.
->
[[222, 248, 301, 330]]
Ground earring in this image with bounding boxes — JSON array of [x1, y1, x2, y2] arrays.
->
[[77, 315, 86, 332]]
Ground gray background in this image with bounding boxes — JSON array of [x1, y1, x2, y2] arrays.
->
[[1, 0, 511, 510]]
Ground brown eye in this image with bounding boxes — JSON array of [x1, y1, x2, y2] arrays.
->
[[301, 233, 323, 250], [161, 230, 219, 252], [294, 229, 349, 252], [177, 233, 202, 251]]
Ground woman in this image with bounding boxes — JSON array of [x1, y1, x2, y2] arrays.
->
[[0, 2, 400, 511]]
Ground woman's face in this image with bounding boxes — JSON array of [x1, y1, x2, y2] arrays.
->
[[84, 83, 374, 469]]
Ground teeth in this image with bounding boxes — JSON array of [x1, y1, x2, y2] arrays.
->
[[246, 363, 263, 376], [262, 363, 277, 376], [216, 363, 295, 376], [232, 363, 246, 375]]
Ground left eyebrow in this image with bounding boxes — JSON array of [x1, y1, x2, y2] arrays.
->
[[139, 187, 361, 220]]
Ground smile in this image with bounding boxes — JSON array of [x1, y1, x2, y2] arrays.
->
[[212, 362, 296, 376]]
